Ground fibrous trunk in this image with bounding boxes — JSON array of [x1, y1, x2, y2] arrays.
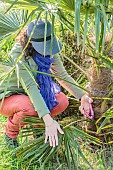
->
[[86, 43, 113, 142]]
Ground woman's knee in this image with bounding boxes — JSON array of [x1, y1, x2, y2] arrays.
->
[[4, 94, 38, 117], [16, 95, 38, 117], [56, 92, 69, 108], [50, 92, 69, 117], [10, 95, 38, 125]]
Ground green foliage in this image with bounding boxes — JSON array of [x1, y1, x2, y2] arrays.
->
[[0, 0, 113, 168], [0, 10, 29, 38], [100, 56, 113, 70], [2, 0, 113, 53], [12, 116, 101, 169], [0, 115, 110, 170], [96, 106, 113, 135]]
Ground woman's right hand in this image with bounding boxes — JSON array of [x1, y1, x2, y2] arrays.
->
[[42, 114, 64, 147]]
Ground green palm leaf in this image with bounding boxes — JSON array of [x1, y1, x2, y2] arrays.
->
[[2, 0, 113, 53], [12, 116, 101, 169], [0, 10, 29, 38], [95, 106, 113, 134]]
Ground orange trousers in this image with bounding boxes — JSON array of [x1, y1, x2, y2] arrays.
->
[[0, 92, 69, 139]]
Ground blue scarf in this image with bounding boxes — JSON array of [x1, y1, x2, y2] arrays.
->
[[33, 53, 60, 111]]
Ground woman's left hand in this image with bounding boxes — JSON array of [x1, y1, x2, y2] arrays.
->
[[79, 94, 93, 119]]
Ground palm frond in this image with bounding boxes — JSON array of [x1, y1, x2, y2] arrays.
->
[[96, 106, 113, 133], [100, 56, 113, 70], [12, 116, 101, 169], [0, 9, 29, 38], [2, 0, 113, 53]]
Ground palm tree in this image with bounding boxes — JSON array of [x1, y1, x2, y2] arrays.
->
[[0, 0, 113, 168], [86, 36, 113, 140]]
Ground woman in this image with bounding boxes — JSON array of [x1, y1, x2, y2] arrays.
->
[[0, 19, 93, 148]]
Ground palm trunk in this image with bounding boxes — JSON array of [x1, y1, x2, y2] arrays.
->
[[86, 43, 113, 142]]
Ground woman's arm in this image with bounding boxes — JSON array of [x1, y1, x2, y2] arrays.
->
[[51, 54, 85, 100], [51, 54, 93, 119]]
